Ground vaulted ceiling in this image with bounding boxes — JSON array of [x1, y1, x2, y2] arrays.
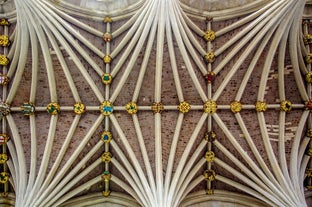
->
[[0, 0, 311, 207]]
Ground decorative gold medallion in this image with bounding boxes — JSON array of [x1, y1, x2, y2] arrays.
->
[[103, 16, 112, 23], [280, 100, 292, 112], [305, 71, 312, 83], [203, 52, 215, 63], [101, 73, 113, 85], [205, 151, 215, 162], [73, 102, 86, 115], [0, 74, 9, 85], [230, 101, 242, 113], [47, 102, 60, 115], [206, 188, 214, 195], [0, 55, 9, 66], [204, 131, 216, 142], [0, 154, 7, 164], [100, 101, 113, 116], [101, 152, 112, 163], [203, 100, 217, 114], [101, 131, 112, 143], [255, 101, 267, 112], [203, 30, 216, 42], [178, 101, 191, 113], [304, 34, 312, 45], [0, 19, 10, 26], [203, 169, 216, 181], [0, 35, 10, 47], [0, 172, 9, 184], [151, 102, 164, 114], [306, 128, 312, 138], [305, 54, 312, 64], [103, 55, 112, 64], [126, 102, 138, 114]]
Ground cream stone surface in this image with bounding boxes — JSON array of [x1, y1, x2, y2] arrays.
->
[[79, 0, 139, 11], [0, 0, 311, 207], [180, 0, 256, 11]]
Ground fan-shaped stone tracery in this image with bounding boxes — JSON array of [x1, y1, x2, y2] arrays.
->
[[0, 0, 310, 207]]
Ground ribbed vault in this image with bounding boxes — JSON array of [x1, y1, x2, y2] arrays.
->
[[0, 0, 311, 207]]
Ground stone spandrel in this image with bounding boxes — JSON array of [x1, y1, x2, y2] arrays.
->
[[62, 0, 139, 11], [179, 0, 256, 11]]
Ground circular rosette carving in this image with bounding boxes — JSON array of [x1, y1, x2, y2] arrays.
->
[[0, 74, 9, 85], [255, 101, 267, 112], [0, 154, 7, 164], [178, 101, 191, 113], [101, 152, 112, 163], [103, 32, 112, 42], [305, 53, 312, 64], [100, 101, 113, 116], [306, 128, 312, 138], [0, 55, 9, 66], [280, 100, 292, 112], [230, 101, 242, 113], [203, 169, 216, 181], [203, 30, 216, 42], [205, 151, 215, 162], [203, 52, 215, 63], [125, 102, 138, 114], [204, 131, 216, 142], [151, 102, 164, 114], [21, 102, 35, 116], [0, 102, 10, 118], [304, 34, 312, 45], [203, 100, 217, 114], [101, 131, 112, 143], [305, 71, 312, 83], [0, 19, 10, 26], [0, 172, 9, 184], [73, 102, 86, 115], [101, 73, 113, 85], [46, 102, 60, 115], [103, 55, 112, 64], [0, 35, 10, 47]]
